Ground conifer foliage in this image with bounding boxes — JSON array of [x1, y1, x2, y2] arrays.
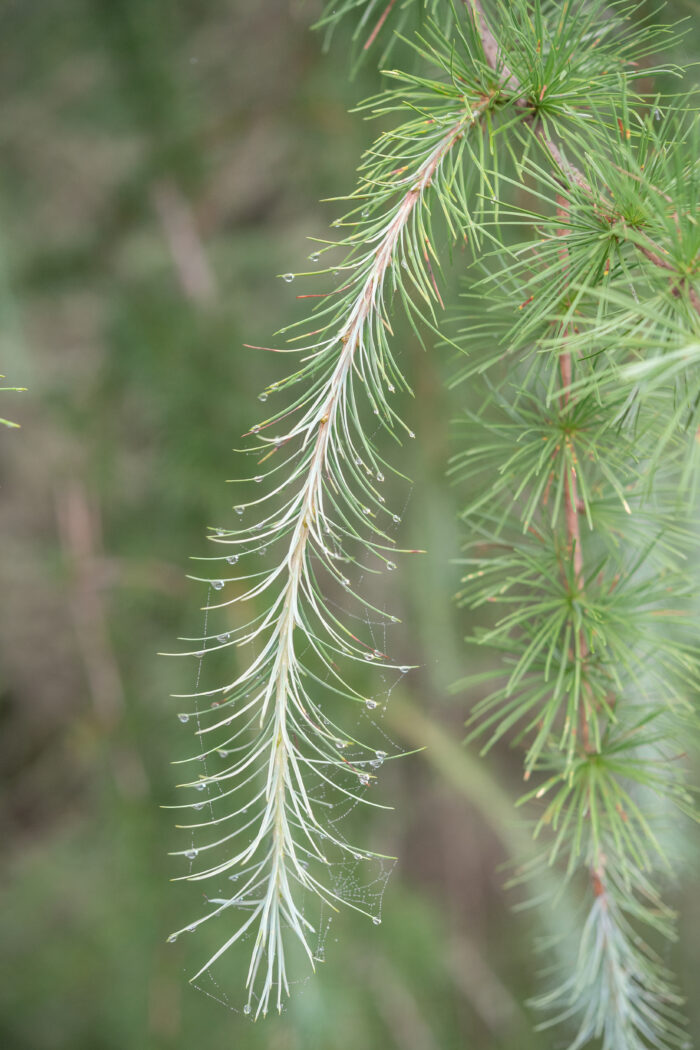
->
[[171, 2, 699, 1044]]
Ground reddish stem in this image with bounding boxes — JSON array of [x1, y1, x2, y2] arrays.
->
[[364, 0, 397, 51]]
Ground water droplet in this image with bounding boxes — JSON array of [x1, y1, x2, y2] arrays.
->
[[310, 252, 320, 262], [216, 528, 224, 536], [282, 273, 294, 283], [376, 471, 384, 482], [392, 514, 401, 524], [258, 392, 268, 403], [365, 652, 375, 661], [254, 475, 263, 483], [342, 578, 350, 588], [194, 802, 204, 810], [408, 430, 415, 439], [253, 522, 263, 531], [358, 773, 370, 786], [370, 758, 382, 768], [365, 699, 378, 710], [363, 507, 371, 516], [212, 580, 224, 590], [335, 738, 348, 749], [333, 269, 340, 277], [399, 665, 409, 674], [373, 649, 383, 659], [178, 713, 190, 724], [372, 916, 381, 926], [217, 633, 230, 643], [375, 750, 387, 761], [259, 546, 267, 555], [195, 650, 205, 657], [235, 506, 244, 515], [251, 424, 260, 433], [362, 207, 369, 217], [386, 561, 396, 571], [185, 849, 198, 860], [218, 750, 229, 757], [388, 383, 395, 393], [195, 782, 206, 791], [243, 1004, 252, 1015], [654, 108, 662, 121], [373, 406, 379, 415], [186, 924, 196, 932], [226, 555, 238, 565]]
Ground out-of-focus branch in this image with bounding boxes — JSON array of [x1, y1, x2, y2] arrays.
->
[[466, 1, 520, 92], [151, 179, 217, 304], [55, 478, 148, 799]]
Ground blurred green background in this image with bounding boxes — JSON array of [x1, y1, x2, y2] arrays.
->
[[1, 2, 698, 1048]]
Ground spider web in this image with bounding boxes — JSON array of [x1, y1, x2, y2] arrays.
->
[[167, 472, 416, 1015]]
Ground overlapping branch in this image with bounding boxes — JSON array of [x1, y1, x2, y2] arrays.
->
[[458, 5, 698, 1048]]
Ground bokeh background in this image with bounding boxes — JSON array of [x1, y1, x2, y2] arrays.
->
[[1, 2, 699, 1048]]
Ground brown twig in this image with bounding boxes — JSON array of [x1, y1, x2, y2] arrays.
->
[[364, 0, 397, 51], [151, 179, 216, 305], [54, 479, 149, 800], [467, 1, 520, 92], [556, 195, 590, 757]]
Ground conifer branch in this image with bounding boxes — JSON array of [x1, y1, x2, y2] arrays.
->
[[470, 0, 700, 319], [171, 60, 500, 1016], [169, 4, 699, 1042], [457, 5, 698, 1047]]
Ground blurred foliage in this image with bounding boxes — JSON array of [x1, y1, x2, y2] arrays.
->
[[0, 1, 698, 1048]]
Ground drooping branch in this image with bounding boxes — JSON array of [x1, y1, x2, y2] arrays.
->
[[172, 85, 498, 1017]]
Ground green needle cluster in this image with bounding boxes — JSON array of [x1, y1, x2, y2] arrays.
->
[[171, 3, 699, 1043]]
